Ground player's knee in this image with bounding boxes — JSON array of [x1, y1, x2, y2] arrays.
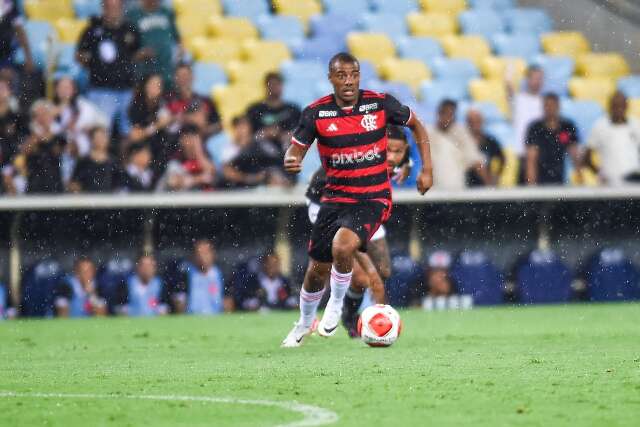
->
[[331, 234, 359, 262], [378, 263, 391, 282], [352, 270, 370, 290]]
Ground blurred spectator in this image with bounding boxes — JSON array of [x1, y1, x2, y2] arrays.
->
[[114, 254, 168, 316], [54, 257, 108, 317], [387, 125, 412, 185], [222, 116, 289, 188], [421, 251, 457, 310], [118, 142, 154, 192], [166, 63, 221, 139], [0, 76, 26, 193], [246, 72, 300, 153], [587, 91, 640, 186], [22, 100, 65, 193], [511, 65, 544, 167], [525, 93, 582, 186], [236, 253, 297, 311], [52, 76, 109, 157], [169, 240, 233, 315], [77, 0, 148, 135], [128, 73, 175, 177], [466, 109, 505, 186], [127, 0, 182, 85], [160, 124, 215, 191], [69, 127, 120, 193], [0, 280, 16, 319], [0, 0, 33, 72], [427, 100, 490, 190]]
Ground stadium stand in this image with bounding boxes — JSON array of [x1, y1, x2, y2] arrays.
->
[[20, 259, 64, 317], [451, 251, 504, 305], [517, 250, 573, 304], [584, 248, 639, 302]]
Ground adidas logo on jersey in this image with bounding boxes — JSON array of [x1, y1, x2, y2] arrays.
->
[[326, 123, 338, 132]]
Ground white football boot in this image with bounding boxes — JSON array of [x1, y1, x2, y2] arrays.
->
[[281, 321, 313, 348], [317, 304, 342, 337]]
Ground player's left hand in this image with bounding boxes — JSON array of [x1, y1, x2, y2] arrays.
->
[[416, 170, 432, 195]]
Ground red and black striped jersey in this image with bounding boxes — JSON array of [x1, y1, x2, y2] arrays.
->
[[292, 90, 412, 205]]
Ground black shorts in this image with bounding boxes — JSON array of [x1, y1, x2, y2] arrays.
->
[[308, 201, 391, 263]]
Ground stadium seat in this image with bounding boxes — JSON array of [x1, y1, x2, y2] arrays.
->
[[469, 0, 514, 8], [206, 131, 231, 167], [628, 99, 640, 120], [322, 0, 369, 15], [532, 54, 574, 95], [568, 77, 616, 110], [294, 35, 346, 64], [256, 15, 305, 51], [281, 60, 326, 84], [97, 257, 134, 313], [430, 57, 479, 83], [222, 0, 269, 18], [359, 13, 408, 39], [283, 79, 318, 109], [176, 15, 209, 43], [366, 80, 416, 106], [481, 56, 526, 88], [379, 58, 431, 93], [419, 79, 468, 109], [458, 100, 505, 125], [54, 18, 87, 44], [407, 12, 457, 38], [541, 32, 590, 58], [459, 9, 505, 38], [468, 78, 509, 116], [213, 84, 265, 126], [21, 21, 56, 69], [73, 0, 101, 18], [346, 33, 396, 70], [618, 75, 640, 98], [485, 121, 515, 148], [497, 147, 519, 186], [585, 248, 639, 302], [173, 0, 222, 16], [225, 60, 278, 86], [451, 251, 504, 306], [420, 0, 467, 16], [24, 0, 74, 21], [191, 38, 242, 65], [576, 53, 630, 80], [491, 33, 541, 61], [517, 250, 573, 304], [55, 43, 85, 82], [441, 35, 491, 68], [192, 62, 227, 96], [358, 60, 379, 82], [560, 98, 604, 141], [309, 14, 357, 39], [395, 36, 443, 68], [503, 8, 552, 34], [300, 147, 322, 185], [20, 259, 64, 317], [273, 0, 323, 27], [241, 40, 292, 69], [207, 16, 259, 40], [370, 0, 419, 15], [387, 253, 422, 308]]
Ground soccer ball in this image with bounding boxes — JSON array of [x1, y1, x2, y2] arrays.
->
[[357, 304, 402, 347]]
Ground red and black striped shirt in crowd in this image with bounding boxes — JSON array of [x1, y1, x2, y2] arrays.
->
[[292, 90, 412, 205]]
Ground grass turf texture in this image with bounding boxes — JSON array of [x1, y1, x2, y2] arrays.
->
[[1, 304, 639, 426]]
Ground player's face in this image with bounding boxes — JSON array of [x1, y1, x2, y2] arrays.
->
[[329, 61, 360, 105], [543, 97, 559, 120], [194, 242, 216, 269], [263, 255, 281, 278], [75, 261, 96, 285], [437, 105, 456, 130], [428, 269, 451, 296], [137, 256, 157, 282], [386, 138, 408, 168]]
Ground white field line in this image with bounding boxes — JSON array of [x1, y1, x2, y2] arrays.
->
[[0, 391, 338, 427]]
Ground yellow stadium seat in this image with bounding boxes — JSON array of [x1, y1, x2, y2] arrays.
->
[[208, 17, 258, 40], [346, 33, 395, 70], [576, 53, 630, 79], [441, 35, 491, 67], [177, 15, 209, 42], [241, 40, 291, 69], [273, 0, 322, 27], [54, 19, 87, 44], [212, 84, 265, 127], [498, 148, 519, 188], [192, 38, 242, 65], [225, 60, 280, 86], [380, 58, 431, 93], [24, 0, 74, 21], [407, 13, 457, 38], [481, 56, 527, 87], [173, 0, 222, 17], [626, 99, 640, 119], [541, 32, 590, 58], [469, 79, 509, 116], [568, 77, 616, 110], [420, 0, 467, 15]]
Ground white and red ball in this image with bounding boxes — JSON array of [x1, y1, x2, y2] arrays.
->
[[357, 304, 402, 347]]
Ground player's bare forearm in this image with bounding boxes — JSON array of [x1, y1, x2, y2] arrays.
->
[[407, 114, 433, 194], [283, 143, 307, 174], [526, 146, 539, 185]]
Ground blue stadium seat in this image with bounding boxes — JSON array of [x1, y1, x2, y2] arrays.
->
[[55, 43, 86, 83], [97, 257, 134, 313], [517, 250, 573, 304], [206, 132, 231, 167], [396, 36, 443, 68], [370, 0, 418, 15], [309, 14, 358, 39], [73, 0, 101, 18], [459, 10, 505, 38], [20, 259, 64, 317], [585, 248, 639, 302], [491, 33, 541, 61], [431, 57, 479, 85], [533, 55, 574, 95], [485, 121, 515, 148], [503, 8, 553, 34], [359, 13, 408, 38], [222, 0, 269, 18], [256, 15, 305, 51], [294, 35, 346, 64], [560, 99, 603, 141], [366, 80, 416, 105], [458, 101, 505, 126], [192, 62, 227, 97], [299, 147, 322, 185], [19, 21, 55, 69], [283, 79, 318, 109], [469, 0, 515, 8], [358, 60, 378, 83], [618, 75, 640, 98], [322, 0, 370, 15], [387, 253, 422, 308], [281, 60, 326, 83], [420, 79, 468, 111], [451, 251, 504, 305]]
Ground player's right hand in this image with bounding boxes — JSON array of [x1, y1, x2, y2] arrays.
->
[[284, 156, 302, 174], [417, 170, 433, 195]]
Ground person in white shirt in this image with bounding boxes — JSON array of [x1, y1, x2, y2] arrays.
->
[[587, 91, 640, 186], [427, 100, 490, 190], [511, 65, 544, 173]]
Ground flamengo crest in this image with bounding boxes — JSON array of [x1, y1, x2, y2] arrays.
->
[[360, 114, 378, 131]]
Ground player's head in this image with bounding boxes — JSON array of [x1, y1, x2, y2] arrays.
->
[[426, 251, 453, 297], [610, 91, 628, 123], [386, 125, 409, 168], [74, 256, 96, 285], [542, 92, 560, 120], [193, 239, 216, 270], [526, 65, 544, 94], [136, 254, 157, 283], [265, 72, 284, 100], [437, 99, 457, 131], [262, 253, 281, 279], [328, 52, 360, 105]]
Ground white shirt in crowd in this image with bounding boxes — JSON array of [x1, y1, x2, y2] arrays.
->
[[427, 123, 485, 190], [512, 91, 543, 156], [587, 117, 640, 186]]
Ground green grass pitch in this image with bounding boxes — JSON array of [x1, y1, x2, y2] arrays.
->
[[1, 304, 639, 426]]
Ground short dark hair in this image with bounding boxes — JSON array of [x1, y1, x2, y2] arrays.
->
[[386, 125, 407, 142], [127, 142, 150, 158], [74, 256, 93, 269], [543, 92, 559, 103], [438, 99, 457, 111], [527, 64, 543, 76], [88, 126, 108, 141], [328, 52, 359, 72], [175, 62, 192, 72], [231, 115, 249, 127], [179, 124, 200, 137], [265, 72, 283, 85]]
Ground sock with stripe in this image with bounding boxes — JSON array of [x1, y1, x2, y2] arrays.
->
[[327, 266, 352, 312], [299, 288, 325, 329]]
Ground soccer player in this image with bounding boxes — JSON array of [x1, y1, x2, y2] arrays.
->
[[281, 53, 433, 347]]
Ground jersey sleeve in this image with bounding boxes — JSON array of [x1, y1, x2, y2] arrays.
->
[[291, 106, 317, 148], [383, 94, 412, 126]]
